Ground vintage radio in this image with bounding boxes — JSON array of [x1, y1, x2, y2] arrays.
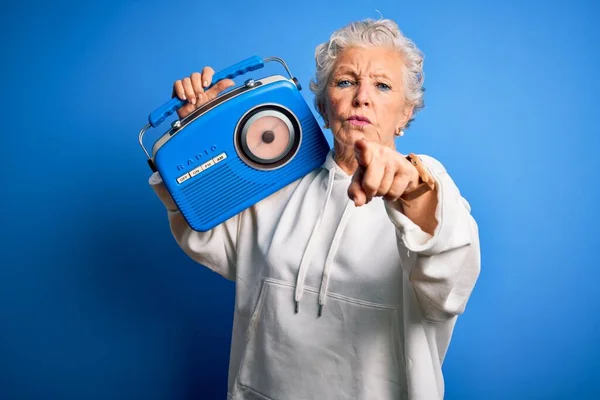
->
[[139, 56, 331, 231]]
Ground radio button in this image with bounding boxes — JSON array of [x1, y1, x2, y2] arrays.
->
[[177, 173, 191, 184], [213, 152, 227, 163], [189, 166, 203, 177], [201, 159, 215, 170]]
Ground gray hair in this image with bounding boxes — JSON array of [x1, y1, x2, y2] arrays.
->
[[309, 18, 425, 129]]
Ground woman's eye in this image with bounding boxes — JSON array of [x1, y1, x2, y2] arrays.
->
[[377, 83, 391, 91], [336, 80, 352, 87]]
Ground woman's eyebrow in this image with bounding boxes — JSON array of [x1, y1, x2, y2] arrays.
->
[[370, 71, 394, 80], [333, 65, 358, 75]]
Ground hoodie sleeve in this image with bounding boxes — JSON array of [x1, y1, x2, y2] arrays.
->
[[149, 172, 239, 281], [384, 155, 481, 322]]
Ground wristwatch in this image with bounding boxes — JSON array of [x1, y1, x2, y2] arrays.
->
[[400, 153, 436, 203]]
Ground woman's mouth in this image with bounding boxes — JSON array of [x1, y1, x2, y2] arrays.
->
[[347, 115, 371, 126]]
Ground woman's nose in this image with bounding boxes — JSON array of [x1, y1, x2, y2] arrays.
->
[[352, 83, 371, 107]]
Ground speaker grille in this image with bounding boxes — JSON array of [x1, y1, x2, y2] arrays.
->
[[174, 115, 328, 228]]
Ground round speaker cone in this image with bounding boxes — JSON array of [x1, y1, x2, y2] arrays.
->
[[239, 109, 297, 166]]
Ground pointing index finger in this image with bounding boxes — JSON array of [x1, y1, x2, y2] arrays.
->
[[354, 138, 373, 167]]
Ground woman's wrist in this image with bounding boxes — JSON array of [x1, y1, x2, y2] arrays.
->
[[405, 163, 421, 193]]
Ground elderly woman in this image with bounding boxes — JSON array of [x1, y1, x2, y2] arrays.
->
[[149, 18, 480, 400]]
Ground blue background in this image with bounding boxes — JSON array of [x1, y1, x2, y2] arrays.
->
[[2, 0, 599, 399]]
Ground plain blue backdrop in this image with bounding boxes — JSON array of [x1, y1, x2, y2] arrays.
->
[[2, 0, 599, 399]]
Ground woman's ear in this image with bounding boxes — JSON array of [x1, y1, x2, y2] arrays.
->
[[400, 105, 414, 128]]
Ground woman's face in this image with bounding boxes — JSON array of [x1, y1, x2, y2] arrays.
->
[[323, 46, 413, 150]]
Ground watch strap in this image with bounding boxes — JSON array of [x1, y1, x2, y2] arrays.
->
[[400, 153, 436, 203]]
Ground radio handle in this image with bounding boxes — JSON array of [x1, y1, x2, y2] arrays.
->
[[140, 56, 296, 164], [147, 56, 268, 128]]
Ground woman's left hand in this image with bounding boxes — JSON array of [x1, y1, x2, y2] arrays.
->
[[348, 139, 420, 207]]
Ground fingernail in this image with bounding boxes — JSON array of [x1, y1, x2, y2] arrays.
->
[[203, 80, 208, 87]]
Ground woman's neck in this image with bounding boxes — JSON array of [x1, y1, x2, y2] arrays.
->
[[332, 142, 359, 176]]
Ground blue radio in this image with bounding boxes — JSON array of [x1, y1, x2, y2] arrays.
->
[[139, 56, 331, 232]]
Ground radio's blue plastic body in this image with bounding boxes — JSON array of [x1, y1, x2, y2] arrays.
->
[[139, 56, 331, 232]]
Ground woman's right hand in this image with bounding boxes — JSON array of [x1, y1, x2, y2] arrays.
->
[[172, 66, 235, 119]]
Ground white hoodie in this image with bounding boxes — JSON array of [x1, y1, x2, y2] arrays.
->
[[149, 150, 481, 400]]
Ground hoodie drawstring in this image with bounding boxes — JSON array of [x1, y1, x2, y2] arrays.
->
[[294, 168, 336, 313], [317, 199, 353, 316], [293, 165, 356, 317]]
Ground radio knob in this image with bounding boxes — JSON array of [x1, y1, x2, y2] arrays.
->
[[245, 79, 256, 88]]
